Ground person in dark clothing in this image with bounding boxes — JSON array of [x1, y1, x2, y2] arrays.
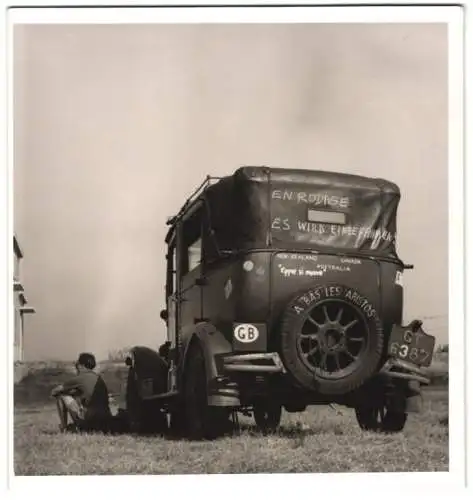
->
[[51, 352, 112, 433]]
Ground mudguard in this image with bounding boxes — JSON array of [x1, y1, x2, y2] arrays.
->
[[127, 346, 169, 398], [180, 322, 239, 407]]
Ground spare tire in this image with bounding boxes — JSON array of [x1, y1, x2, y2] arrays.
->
[[279, 284, 384, 395]]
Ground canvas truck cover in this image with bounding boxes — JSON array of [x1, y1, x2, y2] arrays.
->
[[202, 166, 401, 260]]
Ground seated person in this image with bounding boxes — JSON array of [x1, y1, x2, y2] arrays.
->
[[51, 352, 112, 432]]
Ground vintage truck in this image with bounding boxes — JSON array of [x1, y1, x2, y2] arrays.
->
[[124, 166, 436, 439]]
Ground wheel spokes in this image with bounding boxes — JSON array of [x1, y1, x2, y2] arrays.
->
[[335, 308, 343, 323], [333, 352, 341, 371], [306, 314, 322, 329], [320, 352, 328, 371], [344, 350, 358, 361], [343, 318, 358, 331], [300, 332, 319, 340], [305, 344, 319, 358], [322, 306, 331, 323], [298, 301, 368, 377]]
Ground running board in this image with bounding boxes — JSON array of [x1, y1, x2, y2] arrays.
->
[[141, 390, 179, 401]]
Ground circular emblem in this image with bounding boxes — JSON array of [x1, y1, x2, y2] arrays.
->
[[243, 260, 254, 272], [233, 324, 259, 343]]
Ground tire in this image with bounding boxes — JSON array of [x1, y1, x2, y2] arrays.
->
[[355, 405, 407, 433], [284, 403, 307, 413], [254, 400, 282, 433], [125, 368, 167, 435], [183, 343, 229, 440], [125, 368, 142, 433], [169, 402, 187, 437], [279, 284, 384, 396]]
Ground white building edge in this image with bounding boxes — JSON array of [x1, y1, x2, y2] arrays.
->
[[13, 235, 36, 363]]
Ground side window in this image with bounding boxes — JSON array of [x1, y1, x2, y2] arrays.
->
[[166, 242, 176, 299], [172, 247, 177, 292], [188, 237, 202, 273], [181, 206, 203, 276]]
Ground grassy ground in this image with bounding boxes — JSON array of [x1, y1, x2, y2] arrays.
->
[[14, 388, 448, 475]]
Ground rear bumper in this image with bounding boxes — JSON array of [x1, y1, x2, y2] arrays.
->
[[211, 352, 430, 409], [221, 351, 431, 385], [209, 353, 286, 407], [379, 357, 430, 385], [222, 352, 286, 373]]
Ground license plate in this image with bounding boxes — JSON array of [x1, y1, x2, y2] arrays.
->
[[388, 324, 436, 367]]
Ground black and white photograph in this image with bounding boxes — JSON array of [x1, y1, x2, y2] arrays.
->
[[5, 1, 466, 487]]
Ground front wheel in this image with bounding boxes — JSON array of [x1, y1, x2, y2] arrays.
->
[[125, 368, 168, 435], [355, 405, 407, 433], [254, 401, 282, 433]]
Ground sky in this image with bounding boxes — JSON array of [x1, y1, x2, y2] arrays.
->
[[13, 22, 449, 361]]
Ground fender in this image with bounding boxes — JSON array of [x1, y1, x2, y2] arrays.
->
[[126, 346, 168, 397], [179, 322, 239, 407]]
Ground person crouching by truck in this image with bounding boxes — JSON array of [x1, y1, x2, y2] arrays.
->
[[51, 352, 112, 433]]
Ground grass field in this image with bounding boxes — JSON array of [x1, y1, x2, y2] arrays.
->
[[14, 388, 448, 475]]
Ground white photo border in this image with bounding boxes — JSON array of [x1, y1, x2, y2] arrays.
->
[[1, 1, 468, 498]]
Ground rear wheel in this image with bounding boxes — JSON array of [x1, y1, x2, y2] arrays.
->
[[183, 343, 230, 440], [169, 405, 187, 436], [355, 404, 407, 433], [284, 403, 307, 413], [254, 400, 282, 433]]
